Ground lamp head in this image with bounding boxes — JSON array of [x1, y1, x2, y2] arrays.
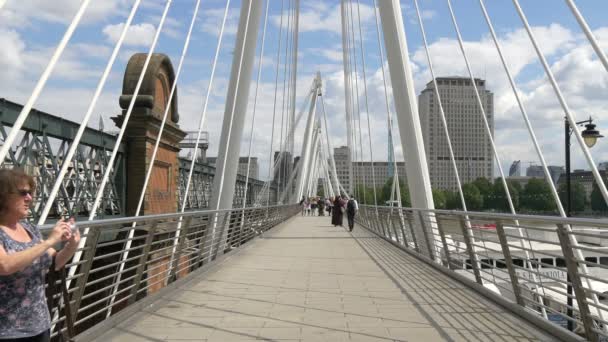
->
[[582, 122, 603, 148]]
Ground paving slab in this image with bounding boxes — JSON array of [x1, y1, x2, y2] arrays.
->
[[91, 216, 559, 341]]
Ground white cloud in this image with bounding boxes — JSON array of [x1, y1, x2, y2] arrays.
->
[[0, 28, 26, 78], [271, 1, 375, 36], [103, 22, 156, 47], [406, 24, 608, 175], [1, 0, 128, 26], [199, 7, 239, 36]]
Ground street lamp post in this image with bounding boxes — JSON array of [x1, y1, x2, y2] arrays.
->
[[564, 116, 603, 331]]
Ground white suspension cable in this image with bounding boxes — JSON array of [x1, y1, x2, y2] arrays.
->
[[265, 87, 314, 203], [478, 0, 570, 311], [565, 0, 608, 74], [0, 0, 92, 165], [322, 137, 342, 197], [479, 0, 564, 215], [352, 0, 366, 203], [447, 0, 510, 288], [446, 0, 517, 219], [54, 0, 173, 329], [277, 0, 293, 197], [512, 0, 607, 325], [86, 0, 172, 221], [514, 0, 608, 207], [179, 0, 231, 215], [266, 0, 286, 206], [348, 0, 367, 203], [320, 146, 335, 197], [107, 0, 203, 313], [412, 0, 471, 268], [355, 0, 379, 208], [409, 6, 460, 213], [37, 0, 143, 225], [319, 93, 341, 196]]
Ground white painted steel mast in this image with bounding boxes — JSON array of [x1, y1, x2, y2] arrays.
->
[[377, 0, 440, 261], [340, 0, 355, 195], [206, 0, 264, 258]]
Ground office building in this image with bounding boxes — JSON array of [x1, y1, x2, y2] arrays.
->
[[419, 77, 494, 190]]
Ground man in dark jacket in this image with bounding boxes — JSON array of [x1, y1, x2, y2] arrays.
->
[[346, 196, 359, 232]]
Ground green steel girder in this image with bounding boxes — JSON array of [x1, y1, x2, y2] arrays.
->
[[0, 98, 125, 153]]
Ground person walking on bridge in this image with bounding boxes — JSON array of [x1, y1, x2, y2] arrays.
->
[[346, 196, 359, 232], [331, 196, 344, 227]]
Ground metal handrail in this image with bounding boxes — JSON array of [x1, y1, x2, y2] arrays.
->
[[358, 205, 608, 341], [38, 204, 293, 231], [379, 205, 608, 228], [44, 204, 300, 339]]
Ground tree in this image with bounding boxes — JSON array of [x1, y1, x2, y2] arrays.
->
[[354, 184, 377, 205], [400, 182, 411, 207], [521, 178, 557, 213], [472, 178, 493, 209], [558, 180, 587, 213], [590, 181, 608, 212], [445, 190, 462, 210], [462, 183, 483, 210], [488, 178, 520, 212], [432, 188, 447, 209], [379, 178, 395, 204]]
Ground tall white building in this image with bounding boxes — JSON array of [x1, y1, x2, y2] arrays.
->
[[419, 77, 494, 190]]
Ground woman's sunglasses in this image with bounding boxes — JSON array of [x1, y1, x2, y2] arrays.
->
[[16, 189, 33, 197]]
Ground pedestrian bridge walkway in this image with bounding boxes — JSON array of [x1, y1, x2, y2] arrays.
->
[[92, 216, 556, 341]]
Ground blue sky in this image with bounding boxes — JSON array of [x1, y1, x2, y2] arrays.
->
[[1, 0, 608, 181]]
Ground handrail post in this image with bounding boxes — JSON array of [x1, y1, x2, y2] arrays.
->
[[389, 210, 400, 243], [495, 221, 525, 307], [459, 215, 483, 284], [195, 214, 211, 266], [417, 211, 435, 261], [128, 221, 159, 305], [379, 210, 390, 239], [169, 216, 192, 282], [70, 227, 102, 321], [394, 210, 408, 247], [435, 215, 452, 269], [556, 224, 598, 341], [405, 210, 420, 252]]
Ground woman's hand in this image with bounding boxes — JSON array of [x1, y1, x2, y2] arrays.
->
[[63, 217, 80, 249], [47, 219, 71, 245], [53, 218, 82, 270], [67, 223, 81, 248]]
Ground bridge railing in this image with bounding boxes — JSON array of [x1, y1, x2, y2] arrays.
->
[[358, 205, 608, 341], [40, 204, 300, 340]]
